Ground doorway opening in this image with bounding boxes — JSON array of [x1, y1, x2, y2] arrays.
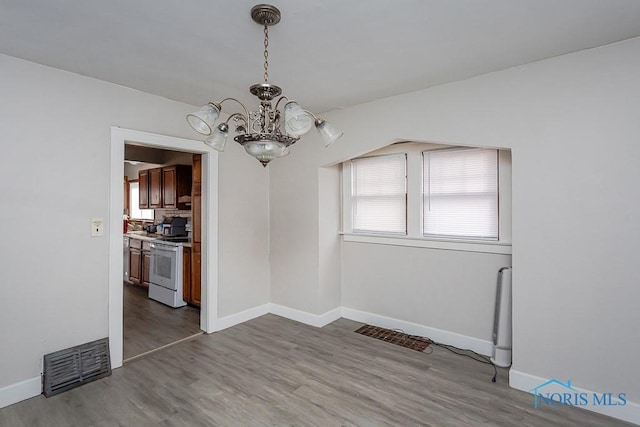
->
[[123, 145, 201, 361], [109, 128, 219, 369]]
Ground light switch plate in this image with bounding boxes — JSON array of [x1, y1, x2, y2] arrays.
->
[[91, 218, 104, 237]]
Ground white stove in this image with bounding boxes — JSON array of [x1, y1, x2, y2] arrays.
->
[[148, 241, 186, 308]]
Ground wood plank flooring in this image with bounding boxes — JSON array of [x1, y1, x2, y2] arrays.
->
[[0, 314, 632, 426], [123, 282, 201, 360]]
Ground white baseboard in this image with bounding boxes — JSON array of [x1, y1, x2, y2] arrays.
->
[[266, 304, 492, 355], [0, 304, 490, 411], [341, 307, 493, 356], [213, 303, 270, 332], [0, 376, 41, 409], [213, 302, 343, 332], [510, 369, 640, 425], [269, 304, 343, 328]]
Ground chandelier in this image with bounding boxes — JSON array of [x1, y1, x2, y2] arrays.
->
[[186, 4, 343, 167]]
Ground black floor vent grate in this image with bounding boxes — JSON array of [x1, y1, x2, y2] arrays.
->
[[43, 338, 111, 397]]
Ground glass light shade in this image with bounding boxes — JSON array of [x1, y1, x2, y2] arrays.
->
[[316, 120, 343, 147], [186, 104, 220, 136], [283, 102, 313, 136], [277, 147, 291, 158], [243, 139, 289, 165], [203, 125, 228, 152]]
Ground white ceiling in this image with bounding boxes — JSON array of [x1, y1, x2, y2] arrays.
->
[[1, 0, 640, 113]]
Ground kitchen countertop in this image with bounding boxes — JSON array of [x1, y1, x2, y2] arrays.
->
[[125, 232, 191, 248]]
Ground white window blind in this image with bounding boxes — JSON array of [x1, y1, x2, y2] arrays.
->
[[423, 148, 498, 240], [352, 153, 406, 234]]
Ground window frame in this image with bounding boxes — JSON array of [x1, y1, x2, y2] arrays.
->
[[128, 179, 155, 221], [341, 142, 512, 255], [422, 147, 499, 241], [350, 153, 408, 236]]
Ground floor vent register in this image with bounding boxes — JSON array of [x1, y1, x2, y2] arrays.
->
[[43, 337, 112, 397], [355, 325, 431, 352]]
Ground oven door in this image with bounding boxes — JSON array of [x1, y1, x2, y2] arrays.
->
[[149, 243, 181, 290]]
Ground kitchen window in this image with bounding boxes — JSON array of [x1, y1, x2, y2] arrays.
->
[[128, 181, 154, 220]]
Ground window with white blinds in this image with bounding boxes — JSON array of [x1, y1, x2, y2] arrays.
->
[[423, 148, 498, 240], [351, 153, 407, 234]]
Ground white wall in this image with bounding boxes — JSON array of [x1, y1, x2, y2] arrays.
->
[[269, 35, 640, 411], [269, 140, 322, 313], [342, 243, 511, 341], [318, 165, 342, 314], [0, 54, 269, 392], [124, 162, 163, 180], [217, 141, 270, 318]]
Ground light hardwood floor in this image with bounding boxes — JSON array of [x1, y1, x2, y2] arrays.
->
[[123, 282, 201, 360], [0, 314, 632, 426]]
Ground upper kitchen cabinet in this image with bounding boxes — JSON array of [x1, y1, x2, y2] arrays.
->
[[138, 165, 192, 210], [162, 165, 192, 210], [138, 170, 149, 209], [149, 167, 163, 208]]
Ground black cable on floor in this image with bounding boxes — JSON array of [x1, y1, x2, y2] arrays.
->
[[406, 333, 498, 383]]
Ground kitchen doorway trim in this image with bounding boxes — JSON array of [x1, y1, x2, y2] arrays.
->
[[109, 127, 219, 369]]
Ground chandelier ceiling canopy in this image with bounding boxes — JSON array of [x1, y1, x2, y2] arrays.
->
[[186, 4, 343, 167]]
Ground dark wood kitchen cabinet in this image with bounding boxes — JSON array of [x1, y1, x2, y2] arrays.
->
[[138, 170, 149, 209], [128, 238, 150, 288], [138, 167, 161, 209], [182, 246, 192, 304], [128, 238, 142, 285], [180, 155, 202, 307], [148, 168, 163, 208], [129, 248, 142, 284], [192, 155, 201, 241], [190, 245, 202, 307], [138, 165, 192, 210], [188, 154, 202, 307], [162, 165, 192, 210], [182, 244, 201, 307]]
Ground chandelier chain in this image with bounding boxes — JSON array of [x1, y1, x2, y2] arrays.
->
[[263, 23, 269, 82]]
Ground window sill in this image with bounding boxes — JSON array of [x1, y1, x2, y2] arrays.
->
[[340, 232, 512, 255]]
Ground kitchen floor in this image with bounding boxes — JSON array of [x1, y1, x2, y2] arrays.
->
[[123, 282, 201, 360]]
